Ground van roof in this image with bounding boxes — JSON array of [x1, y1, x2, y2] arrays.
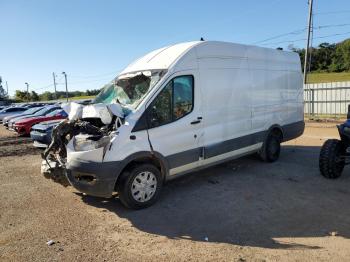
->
[[120, 41, 200, 74], [120, 41, 300, 74]]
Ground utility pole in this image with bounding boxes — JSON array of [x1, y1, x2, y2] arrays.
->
[[62, 72, 68, 102], [25, 82, 29, 102], [5, 81, 8, 96], [52, 72, 58, 100], [304, 0, 313, 84], [304, 0, 313, 116]]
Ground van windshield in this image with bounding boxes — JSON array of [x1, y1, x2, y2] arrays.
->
[[94, 70, 167, 109]]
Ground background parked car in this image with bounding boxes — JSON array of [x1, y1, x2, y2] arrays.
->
[[14, 109, 67, 136], [30, 119, 63, 148], [0, 107, 27, 123], [3, 106, 44, 127], [7, 105, 61, 130], [23, 104, 44, 109]]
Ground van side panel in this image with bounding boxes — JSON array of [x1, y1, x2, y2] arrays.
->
[[190, 42, 303, 172], [248, 47, 303, 134], [197, 56, 252, 158]]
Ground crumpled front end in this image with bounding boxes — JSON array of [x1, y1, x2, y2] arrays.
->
[[40, 70, 162, 196], [41, 102, 125, 196], [65, 139, 119, 197]]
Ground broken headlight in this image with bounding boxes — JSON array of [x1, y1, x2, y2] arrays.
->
[[73, 134, 111, 151]]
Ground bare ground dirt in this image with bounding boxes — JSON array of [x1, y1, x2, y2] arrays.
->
[[1, 123, 350, 261]]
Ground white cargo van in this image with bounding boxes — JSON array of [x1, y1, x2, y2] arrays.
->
[[48, 41, 304, 209]]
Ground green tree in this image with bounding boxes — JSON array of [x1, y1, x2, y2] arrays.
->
[[330, 39, 350, 72], [15, 90, 28, 101], [294, 39, 350, 73], [86, 89, 101, 96], [310, 43, 336, 72], [39, 91, 53, 101], [31, 91, 39, 101]]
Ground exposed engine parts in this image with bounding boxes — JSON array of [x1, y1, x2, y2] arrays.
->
[[40, 71, 155, 188], [41, 102, 124, 187], [41, 118, 110, 187], [42, 119, 106, 160]]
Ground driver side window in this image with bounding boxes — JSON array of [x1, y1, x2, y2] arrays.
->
[[150, 81, 173, 127], [149, 75, 194, 128]]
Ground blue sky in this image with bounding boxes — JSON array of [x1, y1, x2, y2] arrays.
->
[[1, 0, 350, 96]]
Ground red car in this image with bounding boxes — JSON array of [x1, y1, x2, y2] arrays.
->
[[14, 109, 68, 136]]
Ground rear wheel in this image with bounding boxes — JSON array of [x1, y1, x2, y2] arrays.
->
[[260, 132, 281, 162], [319, 139, 345, 179], [117, 164, 163, 209]]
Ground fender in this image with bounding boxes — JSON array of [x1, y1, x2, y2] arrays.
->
[[111, 150, 170, 181]]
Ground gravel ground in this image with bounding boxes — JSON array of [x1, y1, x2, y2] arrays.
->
[[1, 123, 350, 261]]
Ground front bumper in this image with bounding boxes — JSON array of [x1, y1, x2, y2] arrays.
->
[[66, 159, 121, 198], [14, 125, 26, 135], [30, 131, 52, 145], [8, 123, 14, 130]]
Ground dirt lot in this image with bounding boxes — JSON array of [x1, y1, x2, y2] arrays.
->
[[1, 123, 350, 261]]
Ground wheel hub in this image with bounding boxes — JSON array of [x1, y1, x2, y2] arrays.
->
[[131, 171, 157, 202]]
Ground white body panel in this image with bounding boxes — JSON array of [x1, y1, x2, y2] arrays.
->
[[67, 41, 303, 179]]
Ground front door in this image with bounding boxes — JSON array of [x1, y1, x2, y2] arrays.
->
[[147, 71, 203, 175]]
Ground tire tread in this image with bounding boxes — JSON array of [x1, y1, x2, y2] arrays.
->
[[319, 139, 345, 179]]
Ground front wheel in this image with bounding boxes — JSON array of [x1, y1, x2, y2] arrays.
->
[[117, 164, 163, 209], [319, 139, 345, 179]]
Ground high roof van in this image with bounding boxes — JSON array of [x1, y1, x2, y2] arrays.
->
[[45, 41, 304, 209]]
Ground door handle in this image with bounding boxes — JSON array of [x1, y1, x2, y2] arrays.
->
[[191, 120, 201, 125]]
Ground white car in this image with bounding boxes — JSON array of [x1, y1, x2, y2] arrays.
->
[[0, 107, 27, 123], [47, 41, 304, 209]]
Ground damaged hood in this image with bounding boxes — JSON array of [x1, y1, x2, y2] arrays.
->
[[61, 102, 125, 125]]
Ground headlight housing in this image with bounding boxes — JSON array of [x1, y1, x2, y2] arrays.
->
[[73, 134, 111, 151]]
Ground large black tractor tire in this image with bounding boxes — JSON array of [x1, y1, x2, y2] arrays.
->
[[319, 139, 345, 179]]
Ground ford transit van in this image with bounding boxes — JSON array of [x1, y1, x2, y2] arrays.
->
[[43, 41, 304, 209]]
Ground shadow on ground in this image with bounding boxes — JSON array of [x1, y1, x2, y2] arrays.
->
[[79, 145, 350, 249]]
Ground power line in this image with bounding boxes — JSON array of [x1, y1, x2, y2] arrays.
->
[[30, 73, 113, 92], [253, 28, 306, 44], [314, 10, 350, 15], [55, 74, 64, 84], [260, 31, 350, 46], [32, 83, 54, 91], [314, 23, 350, 30], [254, 23, 350, 45], [316, 31, 350, 40]]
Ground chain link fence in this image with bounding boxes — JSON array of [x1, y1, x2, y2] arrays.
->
[[304, 81, 350, 118]]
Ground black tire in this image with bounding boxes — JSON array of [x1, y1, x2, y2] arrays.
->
[[319, 139, 345, 179], [116, 164, 163, 209], [259, 133, 281, 162]]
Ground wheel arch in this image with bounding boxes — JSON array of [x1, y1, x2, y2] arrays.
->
[[265, 124, 284, 142], [114, 151, 169, 190]]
